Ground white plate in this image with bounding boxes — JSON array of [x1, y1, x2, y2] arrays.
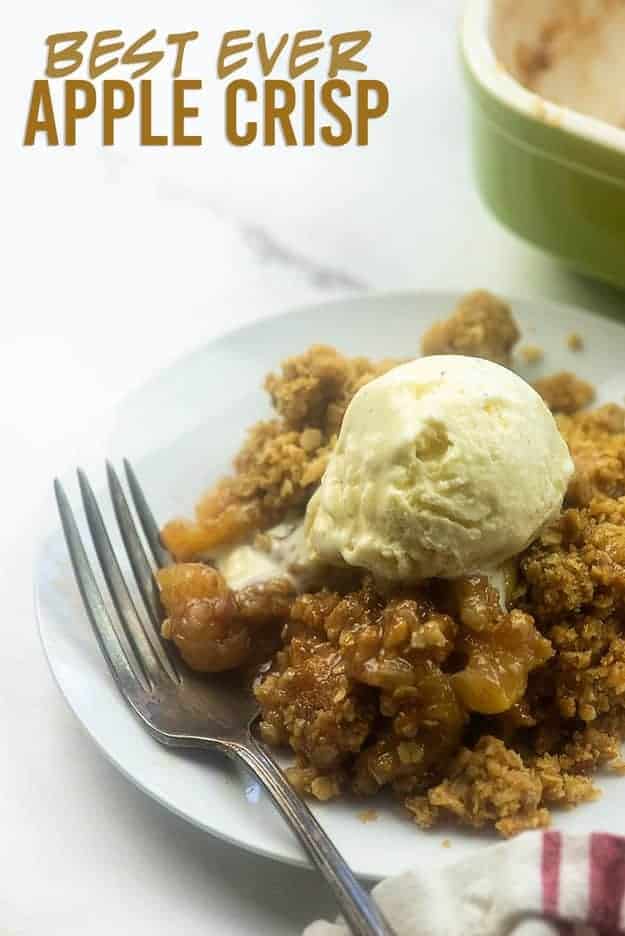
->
[[35, 290, 625, 880]]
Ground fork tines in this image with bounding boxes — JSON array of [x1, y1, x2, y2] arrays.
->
[[54, 462, 180, 698]]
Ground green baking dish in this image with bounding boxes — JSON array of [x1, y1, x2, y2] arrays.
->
[[462, 0, 625, 291]]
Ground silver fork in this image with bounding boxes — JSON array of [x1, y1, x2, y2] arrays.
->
[[54, 461, 395, 936]]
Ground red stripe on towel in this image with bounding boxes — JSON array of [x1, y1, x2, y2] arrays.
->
[[542, 829, 562, 916], [588, 833, 625, 932]]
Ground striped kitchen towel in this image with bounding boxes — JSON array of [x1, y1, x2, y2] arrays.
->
[[304, 831, 625, 936]]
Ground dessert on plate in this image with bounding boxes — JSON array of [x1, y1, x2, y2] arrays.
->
[[156, 290, 625, 837]]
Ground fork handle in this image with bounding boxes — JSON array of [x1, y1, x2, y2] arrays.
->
[[227, 737, 396, 936]]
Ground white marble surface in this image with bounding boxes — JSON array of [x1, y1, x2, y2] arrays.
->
[[4, 1, 625, 934]]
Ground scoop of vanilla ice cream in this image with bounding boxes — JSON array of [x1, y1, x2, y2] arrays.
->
[[305, 355, 574, 582]]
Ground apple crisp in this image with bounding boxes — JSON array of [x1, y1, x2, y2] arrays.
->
[[157, 290, 625, 838]]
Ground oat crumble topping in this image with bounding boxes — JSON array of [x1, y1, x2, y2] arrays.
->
[[519, 345, 544, 365], [534, 371, 595, 414], [156, 291, 625, 837]]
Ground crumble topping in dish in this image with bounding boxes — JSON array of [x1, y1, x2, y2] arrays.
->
[[492, 0, 625, 131], [156, 290, 625, 837]]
